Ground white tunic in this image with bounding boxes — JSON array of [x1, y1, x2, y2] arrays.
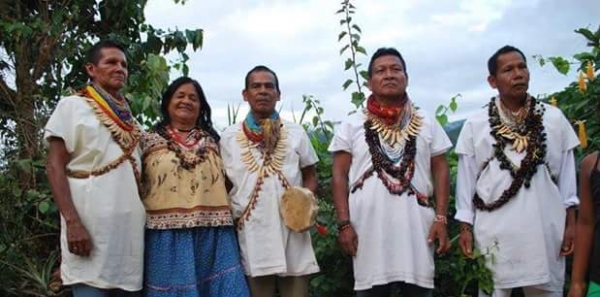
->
[[44, 95, 146, 291], [220, 120, 320, 277], [454, 102, 579, 292], [328, 109, 452, 290]]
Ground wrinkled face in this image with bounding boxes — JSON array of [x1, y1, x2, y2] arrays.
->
[[243, 71, 280, 117], [488, 51, 530, 100], [85, 47, 128, 94], [167, 83, 201, 126], [368, 55, 408, 99]]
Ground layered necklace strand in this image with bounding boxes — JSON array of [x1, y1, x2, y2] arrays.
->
[[473, 96, 549, 211], [236, 112, 289, 230], [90, 84, 134, 127], [494, 97, 531, 153], [76, 85, 142, 192], [352, 96, 425, 204], [155, 125, 210, 170]]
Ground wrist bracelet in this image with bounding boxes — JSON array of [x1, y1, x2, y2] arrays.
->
[[337, 220, 351, 232], [434, 214, 447, 225], [460, 225, 472, 233]]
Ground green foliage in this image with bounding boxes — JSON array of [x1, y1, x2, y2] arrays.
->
[[0, 161, 61, 296], [435, 94, 461, 126], [544, 26, 600, 156], [337, 0, 368, 110], [0, 1, 204, 295]]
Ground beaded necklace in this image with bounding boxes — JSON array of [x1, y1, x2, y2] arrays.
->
[[242, 112, 279, 143], [236, 114, 289, 230], [87, 84, 134, 130], [351, 96, 426, 205], [473, 96, 549, 211], [155, 125, 214, 171], [73, 85, 142, 191]]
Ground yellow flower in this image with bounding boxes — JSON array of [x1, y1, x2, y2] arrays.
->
[[586, 61, 595, 80], [578, 72, 587, 93], [549, 96, 558, 107], [575, 120, 588, 149]]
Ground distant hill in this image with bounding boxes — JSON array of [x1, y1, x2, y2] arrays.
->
[[443, 119, 465, 147]]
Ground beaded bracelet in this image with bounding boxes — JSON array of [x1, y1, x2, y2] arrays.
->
[[460, 225, 472, 233], [337, 220, 352, 232], [433, 215, 447, 225]]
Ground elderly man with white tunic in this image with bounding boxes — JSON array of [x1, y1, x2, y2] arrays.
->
[[220, 65, 319, 297], [329, 47, 452, 297], [45, 40, 145, 297], [455, 45, 579, 297]]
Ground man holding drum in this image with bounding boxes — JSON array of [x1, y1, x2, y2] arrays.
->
[[221, 65, 320, 297]]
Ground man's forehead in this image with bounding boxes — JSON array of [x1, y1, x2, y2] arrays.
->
[[100, 47, 126, 59], [372, 55, 402, 67], [249, 71, 276, 83], [498, 52, 525, 65]]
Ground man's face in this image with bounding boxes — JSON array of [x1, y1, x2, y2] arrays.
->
[[85, 47, 128, 95], [488, 51, 530, 100], [243, 71, 280, 117], [368, 55, 408, 99]]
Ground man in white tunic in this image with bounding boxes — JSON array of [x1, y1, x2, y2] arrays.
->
[[329, 47, 452, 297], [220, 65, 319, 297], [45, 40, 145, 297], [455, 45, 579, 297]]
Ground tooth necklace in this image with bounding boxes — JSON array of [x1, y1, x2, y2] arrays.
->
[[474, 96, 549, 211], [235, 119, 289, 230], [365, 95, 422, 147], [493, 97, 531, 153]]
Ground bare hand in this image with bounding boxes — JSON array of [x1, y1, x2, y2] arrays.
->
[[458, 228, 474, 258], [428, 222, 451, 255], [66, 220, 92, 257], [338, 225, 358, 257], [567, 282, 587, 297], [560, 224, 575, 256]]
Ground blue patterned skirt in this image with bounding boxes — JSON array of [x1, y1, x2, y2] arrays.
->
[[143, 226, 250, 297]]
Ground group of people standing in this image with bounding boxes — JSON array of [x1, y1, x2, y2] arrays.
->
[[44, 38, 598, 297]]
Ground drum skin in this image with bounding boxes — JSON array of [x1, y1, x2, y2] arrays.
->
[[279, 186, 318, 232]]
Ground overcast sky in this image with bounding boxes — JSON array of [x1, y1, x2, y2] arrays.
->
[[145, 0, 599, 129]]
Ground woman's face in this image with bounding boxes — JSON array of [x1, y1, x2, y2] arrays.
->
[[167, 83, 201, 127]]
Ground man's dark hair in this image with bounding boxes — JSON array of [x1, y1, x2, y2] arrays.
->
[[85, 40, 127, 65], [244, 65, 280, 93], [487, 45, 527, 76], [368, 47, 407, 78]]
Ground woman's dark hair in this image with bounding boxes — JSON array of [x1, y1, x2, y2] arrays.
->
[[156, 76, 220, 141]]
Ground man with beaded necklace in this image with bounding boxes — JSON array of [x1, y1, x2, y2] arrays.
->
[[455, 45, 579, 297], [45, 40, 145, 296], [329, 47, 452, 297], [220, 65, 319, 297]]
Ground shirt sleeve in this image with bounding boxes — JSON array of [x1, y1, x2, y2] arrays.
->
[[430, 116, 453, 156], [328, 120, 352, 153], [297, 127, 319, 168], [454, 120, 474, 157], [558, 149, 579, 207], [560, 110, 580, 152], [455, 154, 478, 224], [43, 97, 78, 153]]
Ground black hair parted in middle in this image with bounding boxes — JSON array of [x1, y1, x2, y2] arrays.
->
[[156, 76, 220, 142]]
